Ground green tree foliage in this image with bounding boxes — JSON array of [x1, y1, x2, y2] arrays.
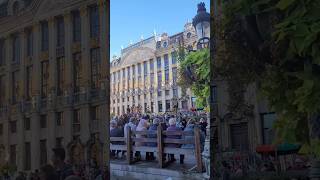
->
[[177, 48, 210, 108], [218, 0, 320, 155]]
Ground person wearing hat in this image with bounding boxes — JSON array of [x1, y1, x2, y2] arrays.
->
[[51, 147, 74, 180]]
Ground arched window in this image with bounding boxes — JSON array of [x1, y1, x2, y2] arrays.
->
[[163, 41, 167, 48], [187, 32, 192, 38]]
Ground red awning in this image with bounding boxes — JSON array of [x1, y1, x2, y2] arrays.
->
[[256, 144, 276, 154]]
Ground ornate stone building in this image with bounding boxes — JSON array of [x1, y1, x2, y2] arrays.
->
[[110, 22, 200, 116], [0, 0, 109, 172]]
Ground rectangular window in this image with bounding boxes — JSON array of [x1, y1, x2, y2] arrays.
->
[[26, 30, 33, 57], [157, 90, 162, 97], [150, 73, 154, 86], [157, 57, 161, 69], [41, 61, 49, 98], [10, 145, 16, 166], [173, 88, 178, 97], [89, 5, 99, 38], [144, 61, 148, 75], [149, 59, 154, 71], [151, 102, 154, 113], [12, 35, 20, 63], [171, 51, 177, 64], [56, 112, 63, 126], [41, 21, 49, 51], [73, 53, 81, 93], [127, 67, 130, 79], [10, 121, 17, 133], [57, 57, 65, 96], [165, 69, 169, 84], [0, 39, 4, 65], [24, 142, 31, 170], [0, 75, 5, 106], [132, 65, 135, 77], [138, 63, 141, 75], [166, 100, 170, 111], [182, 100, 188, 109], [172, 67, 177, 85], [91, 106, 99, 120], [231, 123, 249, 151], [24, 117, 30, 131], [164, 54, 169, 69], [40, 140, 47, 165], [261, 113, 276, 144], [165, 90, 170, 96], [211, 86, 217, 103], [56, 17, 65, 47], [157, 71, 162, 87], [73, 109, 81, 133], [90, 48, 101, 89], [72, 11, 81, 42], [26, 66, 33, 100], [158, 101, 162, 112], [122, 68, 126, 78], [12, 71, 19, 104], [40, 115, 47, 128]]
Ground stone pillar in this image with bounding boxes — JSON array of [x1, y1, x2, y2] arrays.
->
[[64, 11, 73, 96], [63, 11, 73, 157], [80, 6, 90, 96], [4, 35, 11, 165], [17, 30, 26, 171], [47, 16, 56, 162]]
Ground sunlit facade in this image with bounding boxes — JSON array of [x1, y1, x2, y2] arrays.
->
[[110, 23, 200, 116]]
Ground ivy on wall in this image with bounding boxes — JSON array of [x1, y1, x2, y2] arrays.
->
[[215, 0, 320, 155]]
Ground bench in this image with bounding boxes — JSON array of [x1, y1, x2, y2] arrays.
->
[[110, 125, 203, 172]]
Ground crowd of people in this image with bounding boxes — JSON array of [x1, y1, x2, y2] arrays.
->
[[110, 112, 208, 163], [1, 148, 108, 180]]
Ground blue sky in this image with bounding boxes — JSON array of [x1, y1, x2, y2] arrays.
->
[[110, 0, 210, 59]]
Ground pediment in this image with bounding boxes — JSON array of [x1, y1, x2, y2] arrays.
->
[[121, 47, 156, 67]]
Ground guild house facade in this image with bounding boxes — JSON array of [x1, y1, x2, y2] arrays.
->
[[0, 0, 109, 172], [110, 23, 201, 116]]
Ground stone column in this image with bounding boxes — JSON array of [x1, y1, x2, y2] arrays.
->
[[3, 35, 11, 166], [63, 11, 73, 153], [30, 22, 41, 171], [17, 30, 26, 171], [47, 16, 56, 162], [98, 0, 109, 172], [80, 6, 90, 97]]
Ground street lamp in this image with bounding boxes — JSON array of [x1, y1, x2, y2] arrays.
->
[[192, 2, 211, 179], [192, 2, 210, 49]]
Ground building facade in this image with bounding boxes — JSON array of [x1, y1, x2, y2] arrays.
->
[[110, 23, 200, 116], [0, 0, 109, 172]]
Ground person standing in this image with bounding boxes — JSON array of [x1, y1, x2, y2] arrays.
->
[[51, 147, 74, 180]]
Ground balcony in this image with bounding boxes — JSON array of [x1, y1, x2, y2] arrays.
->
[[73, 92, 87, 104]]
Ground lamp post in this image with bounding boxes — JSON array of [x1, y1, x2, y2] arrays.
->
[[192, 2, 211, 179]]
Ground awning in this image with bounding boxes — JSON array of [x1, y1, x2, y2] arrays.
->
[[256, 143, 301, 155], [256, 144, 276, 154]]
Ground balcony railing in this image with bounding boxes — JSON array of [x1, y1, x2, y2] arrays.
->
[[73, 92, 87, 104]]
